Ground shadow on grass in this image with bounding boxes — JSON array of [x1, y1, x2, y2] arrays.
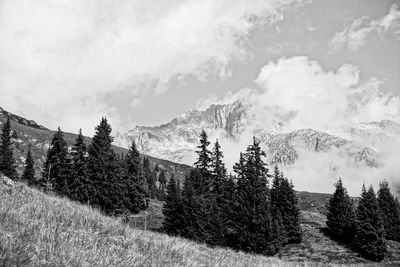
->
[[318, 227, 360, 254]]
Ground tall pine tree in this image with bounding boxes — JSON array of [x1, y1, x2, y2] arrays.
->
[[0, 116, 17, 179], [211, 139, 227, 195], [70, 129, 89, 202], [377, 180, 400, 242], [124, 140, 149, 213], [41, 127, 69, 194], [162, 175, 184, 235], [233, 137, 273, 254], [22, 146, 36, 186], [326, 178, 356, 242], [87, 118, 126, 214], [355, 185, 386, 262]]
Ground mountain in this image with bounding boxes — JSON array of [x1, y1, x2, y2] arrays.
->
[[0, 107, 190, 181], [120, 100, 247, 163], [120, 101, 400, 169]]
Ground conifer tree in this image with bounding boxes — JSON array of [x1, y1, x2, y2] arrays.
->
[[125, 140, 148, 213], [194, 129, 212, 172], [355, 185, 386, 262], [22, 146, 36, 186], [0, 116, 17, 179], [143, 157, 157, 199], [70, 129, 89, 202], [270, 166, 301, 244], [326, 178, 356, 242], [87, 118, 125, 214], [41, 127, 69, 194], [163, 175, 184, 235], [377, 180, 400, 242], [211, 139, 226, 195], [233, 137, 273, 254]]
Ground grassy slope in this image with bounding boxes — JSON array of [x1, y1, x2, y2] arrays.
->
[[0, 180, 295, 267], [2, 180, 399, 267]]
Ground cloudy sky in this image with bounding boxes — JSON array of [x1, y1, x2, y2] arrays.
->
[[0, 0, 399, 136]]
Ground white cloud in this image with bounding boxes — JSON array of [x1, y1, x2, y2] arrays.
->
[[330, 4, 400, 52], [0, 0, 301, 134], [203, 56, 400, 195], [243, 56, 400, 131]]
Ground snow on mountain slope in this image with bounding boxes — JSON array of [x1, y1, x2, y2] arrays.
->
[[119, 101, 398, 168], [117, 101, 400, 195]]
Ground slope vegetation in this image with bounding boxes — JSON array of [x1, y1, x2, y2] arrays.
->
[[0, 176, 289, 267]]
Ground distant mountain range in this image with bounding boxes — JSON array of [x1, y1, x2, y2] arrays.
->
[[118, 101, 400, 170]]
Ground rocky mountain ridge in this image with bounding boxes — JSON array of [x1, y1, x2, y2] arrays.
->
[[120, 101, 400, 169]]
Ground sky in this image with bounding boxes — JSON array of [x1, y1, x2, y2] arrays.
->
[[1, 0, 399, 137]]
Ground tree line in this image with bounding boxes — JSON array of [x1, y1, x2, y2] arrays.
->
[[326, 178, 400, 262], [2, 115, 400, 260], [0, 116, 170, 215], [162, 130, 302, 255]]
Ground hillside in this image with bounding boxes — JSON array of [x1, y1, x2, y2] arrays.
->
[[0, 107, 190, 182], [0, 176, 289, 267], [1, 176, 399, 266]]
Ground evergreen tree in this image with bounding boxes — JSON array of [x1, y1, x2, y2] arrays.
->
[[270, 166, 301, 244], [22, 146, 36, 186], [41, 127, 69, 194], [326, 178, 356, 242], [0, 116, 17, 179], [233, 137, 273, 254], [194, 129, 212, 172], [211, 139, 227, 195], [143, 157, 157, 199], [124, 140, 149, 213], [87, 118, 126, 214], [377, 180, 400, 242], [355, 185, 386, 262], [70, 129, 89, 202], [162, 175, 184, 235]]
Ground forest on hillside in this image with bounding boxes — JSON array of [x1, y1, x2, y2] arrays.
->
[[1, 115, 400, 262]]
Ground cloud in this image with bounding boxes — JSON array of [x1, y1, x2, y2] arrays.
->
[[199, 56, 400, 195], [0, 0, 302, 134], [245, 56, 400, 131], [329, 4, 400, 52]]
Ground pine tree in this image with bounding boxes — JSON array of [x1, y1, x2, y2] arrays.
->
[[194, 129, 212, 172], [162, 175, 184, 235], [22, 146, 36, 186], [143, 157, 157, 199], [211, 139, 226, 195], [377, 180, 400, 242], [125, 140, 148, 213], [355, 185, 386, 262], [0, 116, 17, 179], [87, 118, 125, 214], [70, 129, 89, 202], [233, 137, 273, 254], [326, 178, 356, 242], [270, 166, 301, 244], [41, 127, 69, 194]]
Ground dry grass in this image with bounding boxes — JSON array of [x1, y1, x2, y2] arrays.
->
[[0, 182, 294, 267], [1, 181, 399, 267], [279, 211, 400, 266]]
